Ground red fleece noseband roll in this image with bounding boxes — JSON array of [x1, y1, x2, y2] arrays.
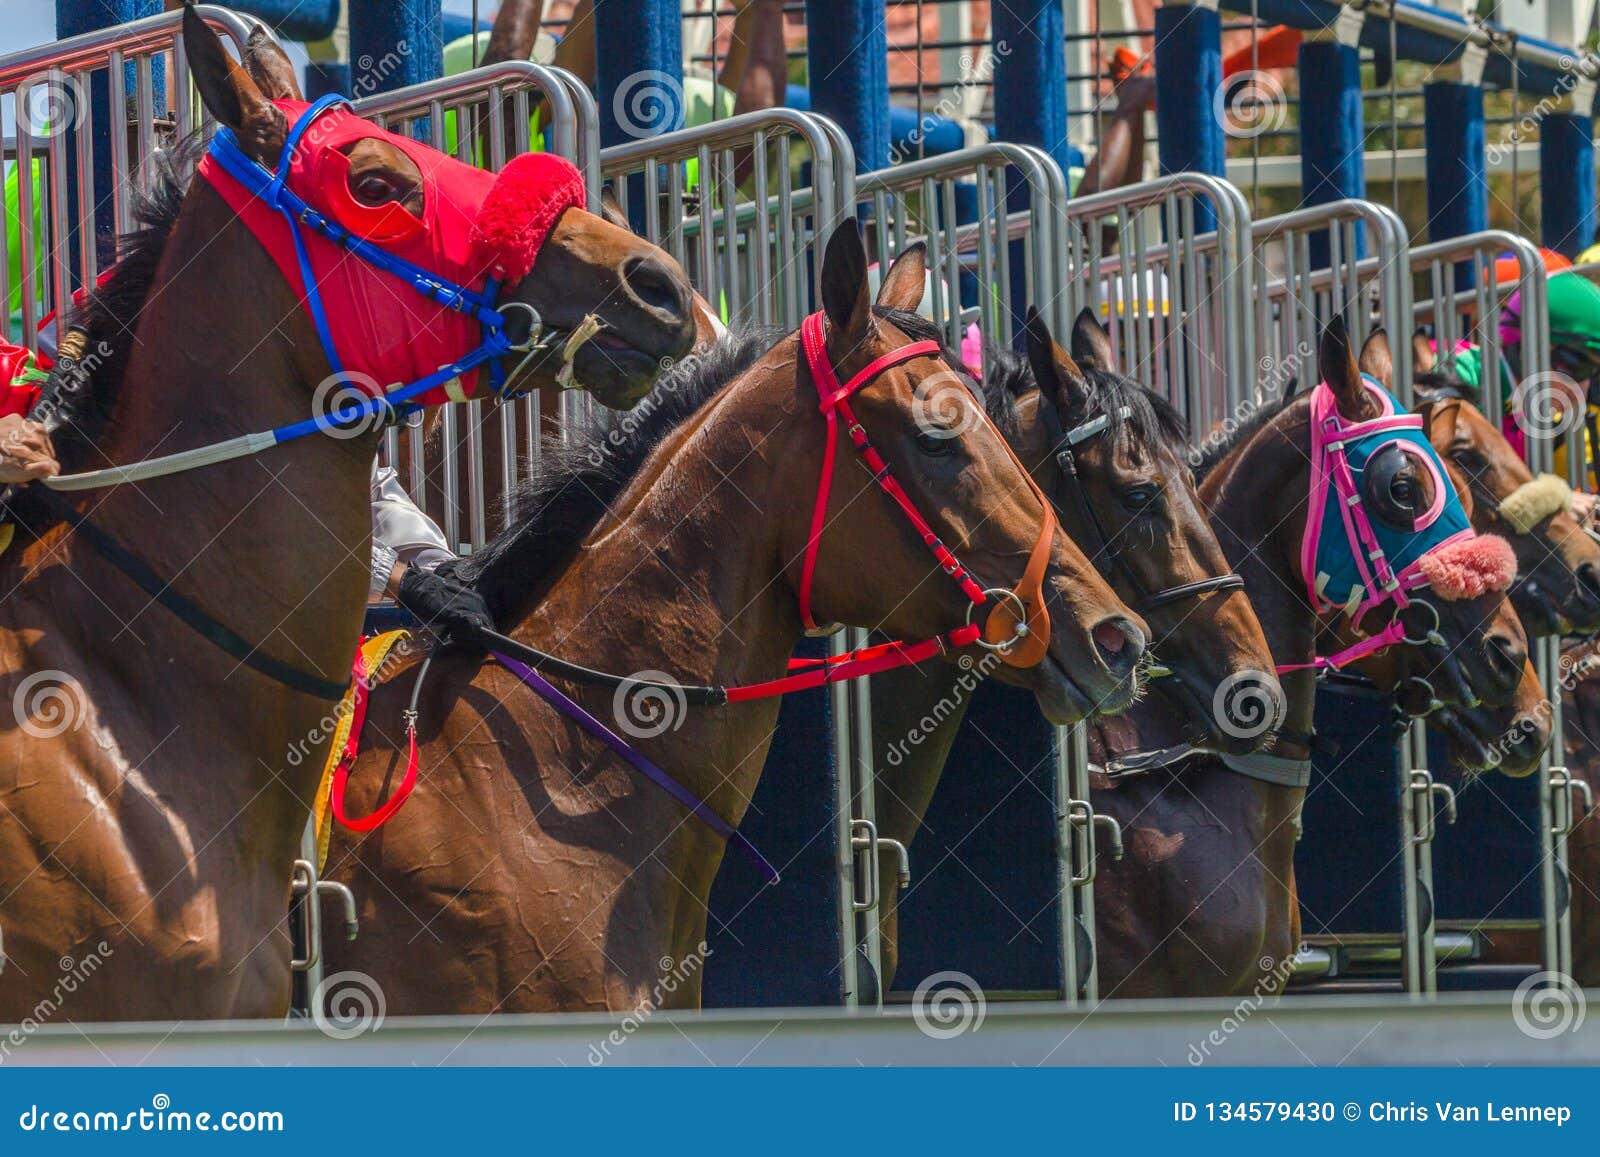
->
[[470, 152, 588, 283], [1416, 533, 1517, 600]]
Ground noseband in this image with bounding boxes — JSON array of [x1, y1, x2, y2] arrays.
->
[[797, 311, 1057, 666], [1049, 404, 1245, 613]]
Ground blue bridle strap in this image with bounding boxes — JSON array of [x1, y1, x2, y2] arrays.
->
[[205, 93, 517, 424]]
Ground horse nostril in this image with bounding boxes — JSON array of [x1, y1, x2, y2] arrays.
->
[[1093, 617, 1144, 677], [620, 253, 689, 319], [1578, 562, 1600, 603], [1484, 632, 1526, 685]]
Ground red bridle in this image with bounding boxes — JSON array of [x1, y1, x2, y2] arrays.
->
[[795, 311, 1058, 668]]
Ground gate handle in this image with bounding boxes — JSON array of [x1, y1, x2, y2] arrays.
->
[[1094, 813, 1125, 862], [1065, 799, 1096, 886], [849, 818, 881, 914], [1430, 781, 1458, 828], [290, 859, 361, 972], [1407, 769, 1451, 846], [1551, 767, 1595, 837], [877, 837, 912, 891]]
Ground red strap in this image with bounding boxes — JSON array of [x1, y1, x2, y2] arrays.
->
[[1275, 617, 1407, 675], [329, 647, 421, 831], [796, 312, 946, 630], [331, 722, 420, 832], [727, 624, 982, 701]]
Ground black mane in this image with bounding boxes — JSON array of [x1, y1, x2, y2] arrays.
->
[[458, 326, 787, 622]]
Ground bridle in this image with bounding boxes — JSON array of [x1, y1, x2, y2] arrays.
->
[[796, 311, 1057, 666], [1046, 402, 1245, 615], [12, 95, 584, 700], [335, 311, 1067, 876]]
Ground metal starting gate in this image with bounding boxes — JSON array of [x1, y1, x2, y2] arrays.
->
[[1, 4, 260, 349]]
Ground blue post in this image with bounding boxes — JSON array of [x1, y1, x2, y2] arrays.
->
[[1297, 36, 1366, 267], [992, 0, 1068, 174], [594, 0, 683, 147], [1422, 82, 1489, 242], [347, 0, 443, 99], [1154, 0, 1224, 231], [805, 0, 889, 173], [1541, 111, 1597, 259], [223, 0, 340, 42]]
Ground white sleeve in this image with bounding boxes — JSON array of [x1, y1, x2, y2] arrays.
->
[[370, 464, 456, 595]]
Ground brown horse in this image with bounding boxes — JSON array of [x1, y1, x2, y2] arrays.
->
[[0, 9, 696, 1022], [1086, 321, 1538, 998], [320, 233, 1149, 1014], [865, 307, 1278, 988], [1560, 638, 1600, 985]]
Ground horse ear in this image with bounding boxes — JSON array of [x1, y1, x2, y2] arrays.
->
[[1025, 307, 1090, 426], [1358, 328, 1394, 390], [1069, 307, 1116, 372], [598, 187, 632, 231], [183, 2, 285, 165], [820, 217, 872, 351], [243, 25, 302, 101], [875, 243, 927, 313], [1319, 316, 1379, 422], [1413, 328, 1437, 375]]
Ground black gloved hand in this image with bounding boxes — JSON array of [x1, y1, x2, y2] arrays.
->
[[396, 563, 496, 647]]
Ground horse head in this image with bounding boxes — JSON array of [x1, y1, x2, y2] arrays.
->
[[184, 7, 696, 410], [793, 225, 1148, 723], [1009, 307, 1279, 755]]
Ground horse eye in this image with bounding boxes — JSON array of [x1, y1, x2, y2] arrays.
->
[[1121, 485, 1159, 512], [915, 430, 954, 456], [354, 174, 400, 205], [1390, 476, 1417, 506]]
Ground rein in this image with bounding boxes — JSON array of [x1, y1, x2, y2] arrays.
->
[[335, 312, 1064, 868]]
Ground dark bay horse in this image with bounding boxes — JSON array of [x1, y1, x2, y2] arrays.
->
[[0, 9, 697, 1021], [320, 231, 1149, 1014], [1087, 321, 1538, 998], [866, 307, 1279, 988]]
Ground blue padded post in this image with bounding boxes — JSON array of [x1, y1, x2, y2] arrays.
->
[[222, 0, 340, 42], [594, 0, 683, 147], [992, 0, 1069, 174], [1297, 37, 1365, 268], [1423, 81, 1488, 242], [56, 1, 162, 254], [1154, 0, 1224, 232], [348, 0, 443, 97], [1541, 111, 1597, 259], [703, 640, 847, 1008], [805, 0, 889, 172]]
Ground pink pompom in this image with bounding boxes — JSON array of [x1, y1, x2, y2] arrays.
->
[[1416, 534, 1517, 600], [961, 323, 984, 377], [470, 152, 587, 284]]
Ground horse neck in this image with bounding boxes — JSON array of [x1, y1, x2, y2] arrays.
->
[[501, 350, 810, 879], [53, 181, 373, 766], [1198, 406, 1319, 749]]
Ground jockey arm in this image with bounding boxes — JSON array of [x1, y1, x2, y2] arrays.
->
[[370, 464, 495, 644], [0, 414, 58, 484]]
